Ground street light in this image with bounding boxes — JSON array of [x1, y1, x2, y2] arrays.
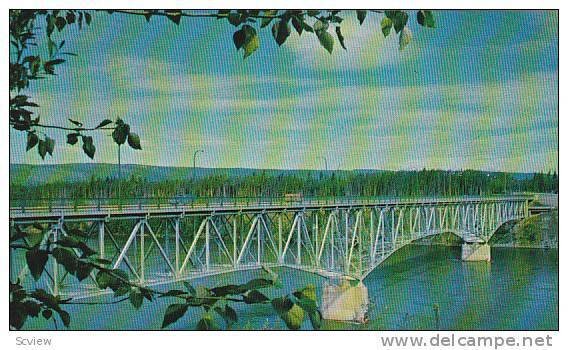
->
[[193, 149, 204, 177]]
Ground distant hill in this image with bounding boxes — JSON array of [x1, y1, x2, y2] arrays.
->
[[9, 163, 537, 186], [9, 163, 344, 186]]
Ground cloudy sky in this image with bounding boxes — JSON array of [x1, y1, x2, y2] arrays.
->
[[10, 10, 558, 172]]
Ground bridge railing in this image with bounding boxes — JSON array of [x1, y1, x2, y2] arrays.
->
[[9, 193, 536, 217]]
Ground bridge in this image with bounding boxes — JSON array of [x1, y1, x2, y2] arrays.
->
[[11, 195, 552, 322], [11, 196, 536, 281]]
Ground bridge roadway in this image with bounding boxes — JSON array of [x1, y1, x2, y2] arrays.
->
[[10, 195, 534, 223]]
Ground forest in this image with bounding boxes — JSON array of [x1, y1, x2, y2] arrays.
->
[[10, 168, 558, 203]]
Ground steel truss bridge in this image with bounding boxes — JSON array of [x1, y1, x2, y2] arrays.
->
[[10, 196, 533, 298]]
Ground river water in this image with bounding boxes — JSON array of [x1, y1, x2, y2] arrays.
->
[[22, 245, 558, 330]]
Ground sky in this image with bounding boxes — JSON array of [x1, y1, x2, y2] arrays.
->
[[10, 10, 558, 172]]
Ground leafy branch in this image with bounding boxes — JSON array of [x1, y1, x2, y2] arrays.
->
[[9, 223, 321, 330]]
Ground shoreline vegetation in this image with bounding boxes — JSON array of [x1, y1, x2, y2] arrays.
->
[[416, 211, 558, 249]]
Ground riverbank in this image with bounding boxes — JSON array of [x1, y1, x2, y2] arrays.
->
[[417, 211, 558, 249], [490, 211, 558, 248]]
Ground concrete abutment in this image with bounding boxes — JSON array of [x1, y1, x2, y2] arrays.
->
[[320, 279, 369, 323], [461, 242, 491, 262]]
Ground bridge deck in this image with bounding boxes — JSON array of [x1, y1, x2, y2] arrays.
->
[[10, 196, 533, 223]]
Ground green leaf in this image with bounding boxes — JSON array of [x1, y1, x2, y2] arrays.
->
[[25, 248, 48, 280], [233, 29, 246, 50], [129, 289, 144, 309], [196, 313, 220, 330], [417, 10, 435, 28], [30, 289, 59, 310], [52, 247, 78, 275], [317, 30, 334, 54], [38, 140, 47, 159], [313, 20, 328, 33], [127, 132, 142, 150], [56, 309, 70, 327], [210, 284, 246, 297], [271, 295, 294, 314], [272, 20, 291, 46], [243, 34, 259, 59], [95, 269, 129, 291], [42, 309, 53, 320], [82, 136, 96, 159], [57, 236, 96, 257], [45, 137, 54, 156], [66, 133, 79, 145], [281, 304, 305, 330], [243, 289, 270, 304], [22, 300, 41, 317], [293, 284, 316, 301], [55, 16, 66, 31], [302, 21, 314, 33], [75, 261, 94, 281], [46, 14, 55, 37], [233, 25, 259, 58], [158, 289, 187, 298], [95, 119, 113, 129], [307, 308, 322, 330], [68, 118, 82, 126], [112, 122, 130, 145], [381, 17, 393, 37], [113, 286, 131, 297], [47, 38, 56, 58], [291, 16, 303, 35], [227, 12, 243, 26], [166, 11, 182, 25], [183, 282, 196, 296], [161, 303, 189, 328], [214, 305, 237, 327], [293, 284, 320, 329], [335, 26, 346, 50], [356, 10, 367, 25], [26, 132, 38, 151], [388, 11, 409, 33], [244, 278, 273, 290], [261, 10, 277, 28], [10, 302, 28, 329], [399, 27, 412, 51], [95, 270, 114, 289], [65, 12, 76, 24]]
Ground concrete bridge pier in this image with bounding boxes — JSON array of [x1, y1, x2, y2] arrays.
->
[[461, 242, 491, 262], [320, 278, 369, 323]]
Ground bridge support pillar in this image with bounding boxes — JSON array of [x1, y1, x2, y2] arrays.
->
[[321, 279, 369, 323], [461, 242, 491, 262]]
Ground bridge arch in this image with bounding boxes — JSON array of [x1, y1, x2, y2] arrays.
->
[[359, 229, 466, 280]]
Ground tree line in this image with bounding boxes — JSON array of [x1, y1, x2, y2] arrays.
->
[[10, 169, 558, 202]]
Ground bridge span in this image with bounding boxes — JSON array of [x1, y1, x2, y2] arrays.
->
[[10, 195, 535, 297]]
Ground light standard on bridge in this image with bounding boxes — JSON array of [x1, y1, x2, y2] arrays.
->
[[193, 149, 204, 177], [322, 156, 328, 173]]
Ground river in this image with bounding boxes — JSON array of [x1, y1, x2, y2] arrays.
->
[[21, 245, 558, 330]]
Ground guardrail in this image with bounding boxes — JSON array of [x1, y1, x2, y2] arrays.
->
[[9, 194, 535, 217]]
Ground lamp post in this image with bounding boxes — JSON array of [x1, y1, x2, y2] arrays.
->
[[193, 149, 204, 179]]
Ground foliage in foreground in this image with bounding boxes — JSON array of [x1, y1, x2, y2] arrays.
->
[[9, 223, 321, 330]]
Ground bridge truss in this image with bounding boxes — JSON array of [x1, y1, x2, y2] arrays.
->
[[10, 197, 530, 297]]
